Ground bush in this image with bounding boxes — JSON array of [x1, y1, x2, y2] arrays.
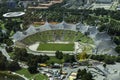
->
[[6, 61, 21, 71], [115, 45, 120, 54], [5, 47, 13, 53], [28, 66, 38, 74], [116, 56, 120, 62], [104, 56, 115, 64], [55, 51, 63, 59]]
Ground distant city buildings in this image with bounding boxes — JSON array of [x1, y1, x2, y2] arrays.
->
[[18, 0, 63, 9], [95, 0, 113, 3], [7, 0, 16, 8]]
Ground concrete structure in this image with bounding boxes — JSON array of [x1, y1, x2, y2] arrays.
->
[[3, 12, 25, 17], [19, 0, 63, 9], [13, 21, 117, 56], [95, 0, 113, 3]]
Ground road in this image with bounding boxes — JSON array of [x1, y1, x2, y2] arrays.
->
[[0, 45, 29, 80], [0, 46, 13, 61]]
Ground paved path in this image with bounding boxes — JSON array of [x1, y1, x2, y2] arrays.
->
[[0, 46, 29, 80], [12, 72, 29, 80], [0, 47, 13, 61]]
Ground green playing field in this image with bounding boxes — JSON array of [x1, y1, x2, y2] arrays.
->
[[37, 43, 74, 51]]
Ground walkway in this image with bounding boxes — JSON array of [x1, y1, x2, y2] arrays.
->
[[0, 46, 13, 61], [12, 72, 29, 80]]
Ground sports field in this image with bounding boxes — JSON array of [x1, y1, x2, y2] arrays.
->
[[37, 43, 74, 51]]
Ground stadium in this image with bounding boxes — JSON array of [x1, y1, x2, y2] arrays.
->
[[12, 21, 117, 58]]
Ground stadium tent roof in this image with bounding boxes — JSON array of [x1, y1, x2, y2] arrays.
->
[[76, 22, 83, 28], [76, 22, 88, 33], [96, 40, 116, 49], [106, 48, 118, 55], [25, 25, 36, 35], [55, 21, 65, 30], [43, 21, 52, 30], [38, 21, 53, 31], [12, 21, 118, 55], [87, 26, 98, 35], [56, 21, 76, 31], [87, 26, 99, 38], [95, 39, 117, 54], [1, 30, 7, 34], [95, 32, 111, 41], [12, 31, 25, 41]]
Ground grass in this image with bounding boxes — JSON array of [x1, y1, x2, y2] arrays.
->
[[16, 68, 48, 80], [34, 74, 48, 80], [37, 43, 74, 51], [46, 56, 64, 64], [0, 71, 24, 80]]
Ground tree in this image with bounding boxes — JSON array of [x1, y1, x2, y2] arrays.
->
[[14, 47, 28, 61], [115, 45, 120, 54], [116, 56, 120, 62], [113, 36, 120, 45], [104, 56, 115, 64], [76, 69, 94, 80], [7, 61, 21, 71], [27, 58, 38, 74], [5, 46, 13, 53], [76, 69, 82, 79], [3, 39, 13, 46], [64, 54, 75, 63], [0, 60, 6, 70], [103, 63, 106, 68], [81, 72, 94, 80], [0, 51, 7, 70], [55, 51, 63, 59], [28, 65, 38, 74]]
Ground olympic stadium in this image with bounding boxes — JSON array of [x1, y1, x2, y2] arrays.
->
[[12, 21, 117, 58]]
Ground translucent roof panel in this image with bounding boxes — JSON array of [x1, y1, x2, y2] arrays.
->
[[25, 25, 36, 35], [95, 32, 111, 41], [12, 31, 25, 41]]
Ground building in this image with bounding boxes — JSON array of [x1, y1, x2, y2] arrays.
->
[[7, 0, 16, 8], [28, 0, 63, 9], [95, 0, 113, 3]]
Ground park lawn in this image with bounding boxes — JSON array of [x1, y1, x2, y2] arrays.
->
[[37, 43, 74, 51], [16, 68, 48, 80], [46, 56, 64, 64], [34, 74, 48, 80], [0, 71, 23, 80]]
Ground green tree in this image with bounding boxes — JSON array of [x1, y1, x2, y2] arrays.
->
[[64, 54, 75, 63], [115, 45, 120, 54], [76, 69, 94, 80], [28, 65, 38, 74], [116, 56, 120, 62], [104, 56, 115, 64], [0, 51, 7, 70], [3, 39, 13, 46], [7, 61, 21, 71], [14, 47, 28, 61], [55, 51, 63, 59]]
